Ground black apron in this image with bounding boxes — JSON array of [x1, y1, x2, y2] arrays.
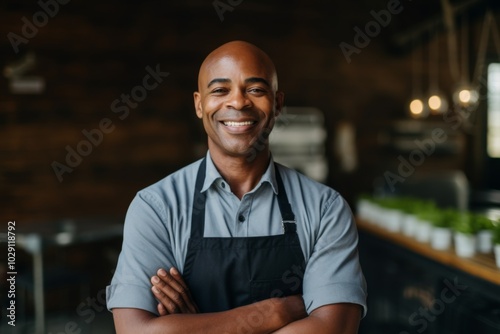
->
[[183, 158, 306, 313]]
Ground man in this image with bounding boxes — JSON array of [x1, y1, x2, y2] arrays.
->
[[107, 40, 367, 333]]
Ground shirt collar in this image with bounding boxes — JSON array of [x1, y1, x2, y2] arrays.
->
[[201, 151, 279, 195]]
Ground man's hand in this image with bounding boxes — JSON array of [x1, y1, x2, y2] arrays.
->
[[151, 267, 199, 315]]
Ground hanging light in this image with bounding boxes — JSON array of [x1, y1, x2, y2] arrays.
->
[[427, 28, 449, 115], [452, 13, 480, 110], [408, 35, 429, 119], [428, 92, 449, 113], [409, 97, 429, 119], [452, 83, 479, 107]]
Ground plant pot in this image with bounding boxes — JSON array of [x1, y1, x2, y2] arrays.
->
[[402, 214, 418, 237], [357, 199, 372, 221], [430, 227, 452, 250], [495, 244, 500, 268], [454, 232, 477, 258], [385, 209, 402, 232], [476, 230, 493, 253], [415, 219, 432, 243], [370, 204, 384, 226]]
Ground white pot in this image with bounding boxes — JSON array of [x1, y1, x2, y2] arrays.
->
[[371, 205, 384, 226], [402, 214, 419, 237], [476, 230, 493, 253], [357, 199, 372, 221], [454, 232, 477, 258], [415, 220, 432, 243], [385, 209, 403, 232], [431, 227, 452, 250], [495, 244, 500, 268]]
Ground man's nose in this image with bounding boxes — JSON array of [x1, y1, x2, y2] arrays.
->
[[225, 89, 252, 110]]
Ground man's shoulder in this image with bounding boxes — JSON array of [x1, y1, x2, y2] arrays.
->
[[275, 162, 338, 197], [137, 158, 203, 199]]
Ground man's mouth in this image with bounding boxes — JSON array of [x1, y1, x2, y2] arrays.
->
[[222, 121, 256, 127]]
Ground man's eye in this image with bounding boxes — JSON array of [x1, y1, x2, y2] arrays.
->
[[248, 88, 266, 94], [211, 88, 227, 94]]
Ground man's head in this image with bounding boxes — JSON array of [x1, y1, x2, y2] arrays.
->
[[194, 40, 284, 161]]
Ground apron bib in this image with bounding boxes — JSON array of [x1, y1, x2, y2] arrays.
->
[[183, 158, 306, 313]]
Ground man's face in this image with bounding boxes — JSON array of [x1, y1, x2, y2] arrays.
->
[[194, 51, 284, 159]]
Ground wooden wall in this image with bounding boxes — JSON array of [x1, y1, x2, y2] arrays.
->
[[1, 0, 498, 223]]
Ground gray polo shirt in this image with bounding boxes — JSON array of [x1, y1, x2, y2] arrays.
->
[[106, 152, 367, 315]]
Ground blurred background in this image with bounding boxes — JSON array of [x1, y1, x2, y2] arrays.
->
[[1, 0, 500, 333]]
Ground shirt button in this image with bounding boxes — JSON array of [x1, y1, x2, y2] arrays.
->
[[238, 215, 245, 222], [221, 182, 226, 188]]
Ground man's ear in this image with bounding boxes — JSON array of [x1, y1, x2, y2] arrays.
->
[[194, 92, 203, 119], [274, 91, 285, 117]]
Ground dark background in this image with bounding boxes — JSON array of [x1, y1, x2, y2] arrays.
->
[[2, 0, 499, 224], [1, 1, 500, 333]]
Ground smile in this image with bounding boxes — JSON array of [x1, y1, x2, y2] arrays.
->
[[223, 121, 256, 127]]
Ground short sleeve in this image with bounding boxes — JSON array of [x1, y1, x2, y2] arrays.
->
[[106, 191, 176, 314], [302, 193, 367, 316]]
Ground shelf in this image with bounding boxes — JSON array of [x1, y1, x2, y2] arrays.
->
[[356, 218, 500, 285]]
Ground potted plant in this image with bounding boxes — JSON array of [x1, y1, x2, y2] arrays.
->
[[400, 197, 423, 238], [493, 220, 500, 268], [414, 201, 438, 243], [429, 208, 453, 251], [381, 197, 404, 232], [356, 194, 375, 223], [453, 212, 479, 258], [475, 214, 495, 254]]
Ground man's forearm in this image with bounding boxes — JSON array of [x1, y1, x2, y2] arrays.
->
[[114, 297, 304, 334], [272, 303, 362, 334]]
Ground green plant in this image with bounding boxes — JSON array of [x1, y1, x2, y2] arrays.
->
[[493, 220, 500, 245], [452, 212, 479, 235], [432, 208, 456, 228], [415, 201, 439, 222], [474, 214, 494, 231]]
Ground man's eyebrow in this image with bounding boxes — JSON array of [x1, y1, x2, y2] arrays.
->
[[207, 78, 230, 88], [245, 77, 270, 87], [207, 77, 271, 88]]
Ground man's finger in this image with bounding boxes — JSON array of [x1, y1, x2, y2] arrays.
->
[[151, 284, 180, 314], [157, 302, 168, 316], [168, 267, 199, 313], [152, 270, 193, 314]]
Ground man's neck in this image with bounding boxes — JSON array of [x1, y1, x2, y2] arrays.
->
[[209, 148, 270, 200]]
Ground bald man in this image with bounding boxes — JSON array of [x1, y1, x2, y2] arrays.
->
[[107, 41, 367, 333]]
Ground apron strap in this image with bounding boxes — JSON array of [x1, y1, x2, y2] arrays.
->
[[190, 158, 297, 238], [190, 158, 207, 238], [274, 163, 297, 234]]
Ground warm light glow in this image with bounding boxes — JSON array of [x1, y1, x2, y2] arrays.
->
[[409, 99, 424, 115], [428, 95, 442, 110], [408, 98, 429, 119], [452, 84, 479, 107], [458, 89, 471, 103]]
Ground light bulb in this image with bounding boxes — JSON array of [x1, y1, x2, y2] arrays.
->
[[452, 83, 479, 109], [458, 89, 471, 103], [427, 91, 448, 114], [408, 97, 428, 119]]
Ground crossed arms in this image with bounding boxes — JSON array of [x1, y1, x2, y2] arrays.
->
[[112, 268, 362, 334]]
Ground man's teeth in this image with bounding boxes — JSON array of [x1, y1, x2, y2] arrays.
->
[[223, 121, 254, 127]]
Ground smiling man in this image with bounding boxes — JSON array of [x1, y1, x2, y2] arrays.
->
[[107, 40, 367, 334]]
